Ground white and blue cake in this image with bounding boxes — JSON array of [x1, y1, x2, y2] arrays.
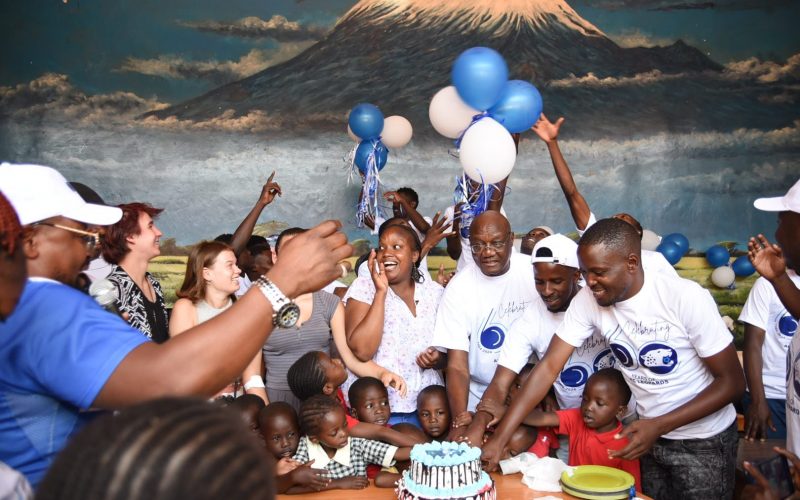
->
[[396, 442, 495, 500]]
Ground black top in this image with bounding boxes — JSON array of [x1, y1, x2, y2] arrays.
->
[[106, 265, 170, 343]]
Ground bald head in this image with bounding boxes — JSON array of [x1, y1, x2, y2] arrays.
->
[[472, 210, 510, 235], [470, 210, 513, 277]]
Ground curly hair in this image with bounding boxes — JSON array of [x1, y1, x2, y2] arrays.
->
[[287, 351, 328, 402], [36, 397, 275, 500], [299, 394, 343, 438], [101, 202, 164, 264]]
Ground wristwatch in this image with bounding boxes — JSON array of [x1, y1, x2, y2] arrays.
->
[[254, 277, 300, 328]]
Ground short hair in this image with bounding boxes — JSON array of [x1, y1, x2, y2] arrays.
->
[[287, 351, 327, 401], [578, 217, 641, 258], [229, 394, 266, 415], [101, 202, 164, 264], [417, 385, 447, 408], [299, 394, 342, 437], [589, 368, 632, 404], [396, 187, 419, 206], [36, 397, 275, 500], [176, 240, 235, 303], [248, 242, 272, 257], [246, 235, 268, 251], [348, 377, 387, 407], [258, 402, 298, 430], [275, 227, 306, 254], [214, 233, 233, 244], [0, 192, 22, 255]]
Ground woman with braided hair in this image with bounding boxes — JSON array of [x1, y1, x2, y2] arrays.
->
[[344, 222, 445, 427]]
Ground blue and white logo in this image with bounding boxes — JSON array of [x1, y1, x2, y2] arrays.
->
[[638, 343, 678, 375], [778, 315, 798, 337], [560, 365, 591, 388], [479, 326, 505, 350], [610, 343, 637, 369], [593, 349, 617, 371]]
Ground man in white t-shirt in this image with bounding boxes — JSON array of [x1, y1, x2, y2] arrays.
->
[[749, 179, 800, 455], [481, 217, 744, 499], [431, 211, 536, 440]]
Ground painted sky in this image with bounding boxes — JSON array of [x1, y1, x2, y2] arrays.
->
[[2, 0, 798, 104]]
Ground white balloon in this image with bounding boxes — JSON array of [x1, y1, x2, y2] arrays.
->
[[459, 117, 516, 185], [641, 229, 661, 252], [711, 266, 735, 288], [381, 116, 413, 148], [346, 125, 359, 142], [429, 86, 481, 139]]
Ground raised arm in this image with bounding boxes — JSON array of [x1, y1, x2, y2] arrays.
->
[[531, 115, 592, 231], [344, 251, 388, 361], [93, 221, 352, 408], [749, 234, 800, 318], [385, 191, 431, 234], [445, 204, 463, 261], [420, 211, 456, 261], [229, 173, 282, 257]]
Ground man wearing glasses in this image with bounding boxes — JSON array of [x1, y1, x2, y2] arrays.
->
[[432, 210, 537, 442]]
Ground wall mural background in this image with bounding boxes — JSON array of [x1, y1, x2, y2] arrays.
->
[[1, 0, 798, 251]]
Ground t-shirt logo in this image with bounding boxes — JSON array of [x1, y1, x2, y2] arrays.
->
[[778, 315, 798, 337], [610, 343, 637, 369], [639, 343, 678, 374], [560, 364, 591, 388], [479, 326, 506, 350], [593, 349, 617, 371]]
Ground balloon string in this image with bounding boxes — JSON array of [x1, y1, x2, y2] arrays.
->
[[453, 111, 492, 151], [356, 140, 385, 228], [452, 173, 495, 239]]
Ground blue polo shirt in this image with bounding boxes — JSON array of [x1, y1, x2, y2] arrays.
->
[[0, 279, 149, 487]]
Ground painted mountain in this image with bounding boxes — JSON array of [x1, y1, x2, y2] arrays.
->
[[149, 0, 796, 138]]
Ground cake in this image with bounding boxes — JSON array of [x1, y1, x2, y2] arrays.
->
[[396, 441, 496, 500]]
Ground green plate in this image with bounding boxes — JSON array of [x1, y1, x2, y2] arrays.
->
[[560, 465, 635, 500]]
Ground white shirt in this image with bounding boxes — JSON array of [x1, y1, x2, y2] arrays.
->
[[580, 212, 678, 278], [739, 270, 800, 399], [556, 272, 735, 439], [786, 316, 800, 455], [443, 206, 512, 272], [432, 253, 537, 411], [234, 274, 251, 298]]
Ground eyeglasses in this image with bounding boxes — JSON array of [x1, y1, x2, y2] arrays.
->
[[470, 233, 512, 254], [34, 222, 101, 252]]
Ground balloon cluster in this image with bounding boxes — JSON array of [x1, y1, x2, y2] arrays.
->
[[346, 104, 413, 227], [428, 47, 543, 185], [705, 244, 755, 288], [655, 232, 689, 266]]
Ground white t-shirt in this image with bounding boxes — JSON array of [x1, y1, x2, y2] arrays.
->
[[432, 253, 537, 411], [443, 206, 513, 272], [556, 272, 735, 439], [580, 212, 678, 278], [499, 298, 614, 410], [786, 314, 800, 455], [235, 274, 251, 298], [739, 270, 800, 399]]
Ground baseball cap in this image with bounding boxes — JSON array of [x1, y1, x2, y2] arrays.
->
[[0, 163, 122, 226], [753, 178, 800, 213], [531, 225, 554, 237], [532, 234, 579, 269]]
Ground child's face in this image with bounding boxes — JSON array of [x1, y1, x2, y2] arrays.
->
[[319, 353, 348, 388], [507, 367, 532, 405], [238, 406, 261, 436], [418, 392, 451, 439], [580, 378, 624, 432], [352, 385, 390, 426], [312, 406, 350, 450], [261, 412, 300, 460]]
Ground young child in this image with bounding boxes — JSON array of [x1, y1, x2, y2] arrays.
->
[[287, 351, 423, 448], [259, 402, 331, 494], [290, 395, 412, 492], [229, 394, 266, 437], [500, 368, 641, 489], [416, 385, 451, 442]]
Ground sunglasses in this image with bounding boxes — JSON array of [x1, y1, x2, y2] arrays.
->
[[34, 222, 101, 252]]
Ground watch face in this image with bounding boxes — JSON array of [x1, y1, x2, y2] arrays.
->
[[275, 303, 300, 328]]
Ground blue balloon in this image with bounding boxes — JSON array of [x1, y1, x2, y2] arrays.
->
[[354, 140, 388, 174], [657, 241, 682, 266], [452, 47, 509, 111], [732, 255, 756, 277], [706, 245, 731, 268], [348, 103, 384, 140], [488, 80, 543, 133], [662, 233, 689, 256]]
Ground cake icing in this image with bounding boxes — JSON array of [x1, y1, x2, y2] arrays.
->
[[396, 442, 496, 500]]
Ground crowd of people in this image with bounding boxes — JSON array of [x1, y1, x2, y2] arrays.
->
[[0, 116, 799, 500]]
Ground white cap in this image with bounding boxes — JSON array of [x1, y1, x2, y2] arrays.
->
[[531, 234, 579, 269], [754, 178, 800, 213], [0, 163, 122, 226], [531, 225, 554, 236]]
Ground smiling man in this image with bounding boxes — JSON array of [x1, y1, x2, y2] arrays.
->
[[431, 210, 536, 441], [481, 217, 744, 500]]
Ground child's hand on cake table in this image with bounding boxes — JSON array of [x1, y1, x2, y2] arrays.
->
[[332, 476, 370, 490], [289, 461, 330, 491]]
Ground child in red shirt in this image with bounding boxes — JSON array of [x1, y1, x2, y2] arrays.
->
[[515, 368, 641, 490]]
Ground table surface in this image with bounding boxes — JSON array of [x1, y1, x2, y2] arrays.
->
[[277, 472, 650, 499]]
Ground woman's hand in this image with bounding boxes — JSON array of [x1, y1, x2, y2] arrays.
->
[[367, 249, 389, 293], [416, 347, 442, 369], [380, 370, 407, 398]]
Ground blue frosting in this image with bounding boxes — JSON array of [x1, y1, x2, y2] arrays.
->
[[409, 441, 481, 466], [400, 471, 493, 499]]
